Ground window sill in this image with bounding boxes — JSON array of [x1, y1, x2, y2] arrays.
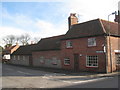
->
[[64, 64, 70, 66], [52, 63, 57, 65], [40, 62, 45, 64], [86, 66, 98, 68], [66, 47, 73, 49], [87, 46, 97, 48]]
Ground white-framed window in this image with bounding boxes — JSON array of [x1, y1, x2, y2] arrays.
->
[[66, 40, 72, 48], [23, 56, 25, 60], [40, 56, 45, 64], [18, 55, 20, 60], [27, 56, 29, 60], [88, 38, 96, 47], [116, 54, 120, 65], [64, 58, 70, 65], [52, 57, 57, 65], [86, 56, 98, 67], [13, 55, 16, 60]]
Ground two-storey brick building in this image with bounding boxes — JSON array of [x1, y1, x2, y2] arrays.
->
[[60, 14, 120, 73], [11, 13, 120, 73]]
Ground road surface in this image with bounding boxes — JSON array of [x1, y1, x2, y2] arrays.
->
[[1, 63, 119, 88]]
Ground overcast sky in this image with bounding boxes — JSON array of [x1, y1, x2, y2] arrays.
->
[[0, 0, 119, 46]]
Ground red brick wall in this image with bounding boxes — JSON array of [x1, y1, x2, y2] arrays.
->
[[106, 36, 120, 72], [32, 50, 62, 68], [61, 36, 106, 72]]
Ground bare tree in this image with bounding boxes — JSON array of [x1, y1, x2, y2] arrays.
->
[[33, 37, 40, 44], [3, 35, 15, 46], [19, 33, 31, 45], [15, 36, 20, 44]]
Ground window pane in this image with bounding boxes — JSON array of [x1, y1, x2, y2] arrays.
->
[[66, 41, 72, 48], [64, 58, 70, 65], [88, 38, 96, 46], [86, 56, 98, 67]]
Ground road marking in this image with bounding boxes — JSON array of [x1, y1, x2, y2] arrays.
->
[[62, 81, 72, 83], [42, 76, 49, 79], [61, 77, 113, 84], [17, 71, 31, 75]]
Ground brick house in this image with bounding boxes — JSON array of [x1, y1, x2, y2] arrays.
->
[[0, 46, 3, 62], [2, 44, 19, 62], [10, 13, 120, 73], [32, 35, 64, 69], [32, 13, 120, 73], [10, 44, 37, 66], [60, 13, 120, 73]]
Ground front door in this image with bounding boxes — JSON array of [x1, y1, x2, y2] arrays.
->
[[74, 54, 79, 71], [29, 56, 33, 66]]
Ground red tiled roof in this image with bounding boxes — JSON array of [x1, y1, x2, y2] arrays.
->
[[3, 45, 18, 54], [12, 44, 37, 55], [63, 19, 119, 40], [35, 35, 65, 51], [100, 19, 118, 35], [11, 18, 119, 54]]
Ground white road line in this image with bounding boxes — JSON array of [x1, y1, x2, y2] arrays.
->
[[42, 76, 49, 79], [62, 81, 72, 83], [17, 71, 31, 75], [62, 77, 113, 84]]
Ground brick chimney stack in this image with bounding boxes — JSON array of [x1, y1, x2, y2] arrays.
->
[[68, 13, 78, 30]]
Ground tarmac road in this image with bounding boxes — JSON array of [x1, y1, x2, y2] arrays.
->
[[1, 63, 119, 89]]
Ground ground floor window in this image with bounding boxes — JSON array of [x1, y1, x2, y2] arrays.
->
[[64, 58, 70, 65], [13, 55, 16, 60], [18, 55, 20, 60], [40, 57, 45, 64], [86, 55, 98, 67], [116, 54, 120, 65], [23, 56, 25, 60], [52, 57, 57, 65]]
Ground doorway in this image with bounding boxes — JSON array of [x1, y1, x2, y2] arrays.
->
[[74, 54, 79, 71]]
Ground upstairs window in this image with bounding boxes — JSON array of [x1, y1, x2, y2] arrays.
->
[[66, 41, 72, 48], [88, 38, 96, 47], [64, 58, 70, 65]]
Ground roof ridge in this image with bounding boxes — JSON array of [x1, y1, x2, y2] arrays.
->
[[100, 19, 118, 24], [41, 34, 65, 40], [74, 18, 117, 26], [20, 44, 37, 47], [99, 19, 107, 33]]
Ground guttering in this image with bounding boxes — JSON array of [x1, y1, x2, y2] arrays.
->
[[61, 33, 106, 40]]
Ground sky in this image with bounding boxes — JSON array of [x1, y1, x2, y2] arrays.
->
[[0, 0, 119, 46]]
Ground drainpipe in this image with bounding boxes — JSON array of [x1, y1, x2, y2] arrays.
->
[[104, 35, 108, 73], [108, 11, 117, 73]]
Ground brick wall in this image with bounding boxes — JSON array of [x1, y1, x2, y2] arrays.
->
[[32, 50, 62, 69], [106, 36, 120, 72], [61, 36, 106, 72], [10, 55, 30, 66]]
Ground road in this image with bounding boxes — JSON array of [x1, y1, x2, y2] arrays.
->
[[1, 63, 119, 88]]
